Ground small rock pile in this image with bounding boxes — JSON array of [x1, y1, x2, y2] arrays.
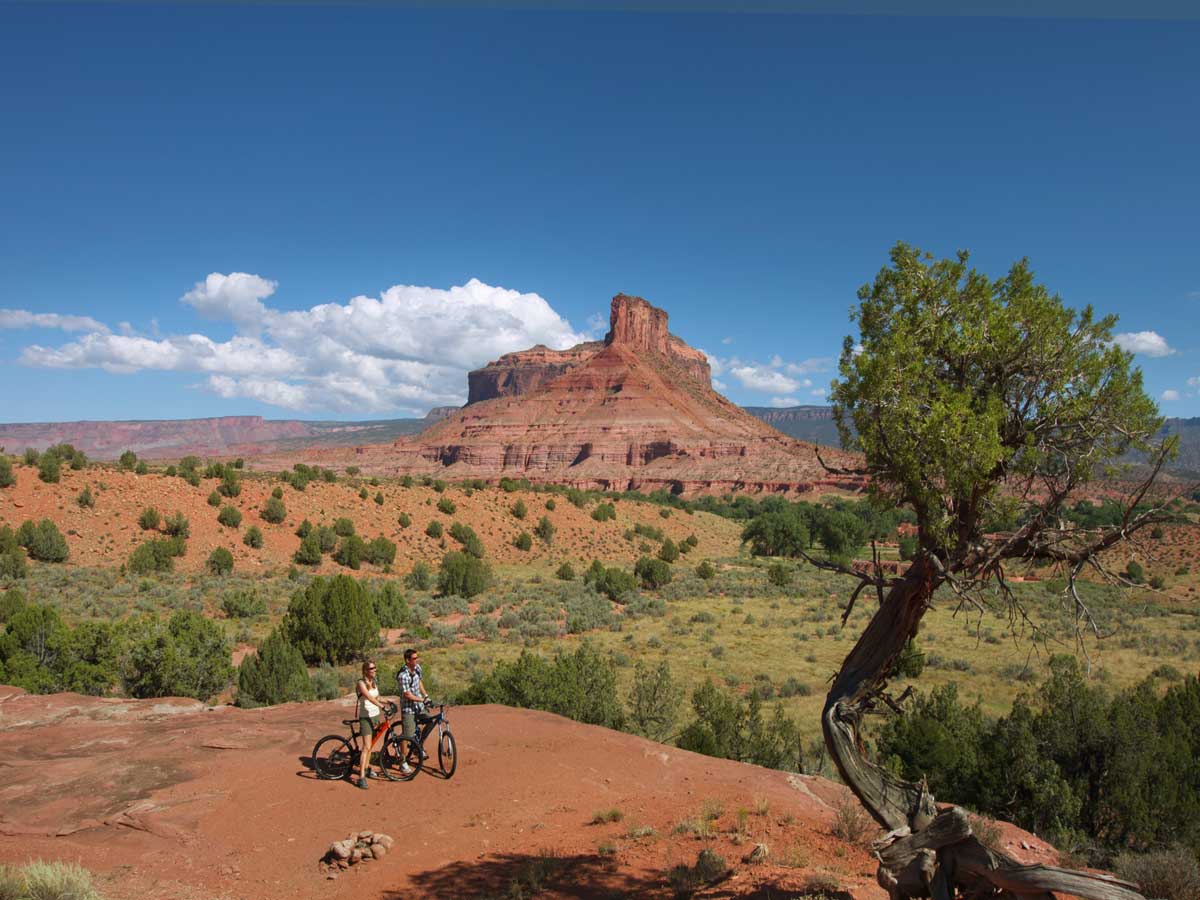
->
[[321, 831, 394, 877]]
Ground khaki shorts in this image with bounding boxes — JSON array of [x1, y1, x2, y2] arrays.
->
[[359, 714, 381, 741], [401, 711, 418, 740]]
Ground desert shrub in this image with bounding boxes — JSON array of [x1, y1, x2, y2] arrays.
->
[[243, 525, 263, 548], [1151, 525, 1165, 540], [405, 561, 433, 591], [122, 609, 233, 700], [345, 466, 360, 476], [373, 491, 383, 505], [424, 520, 443, 539], [895, 639, 926, 678], [766, 562, 790, 586], [555, 562, 575, 581], [74, 486, 95, 510], [204, 462, 227, 480], [217, 505, 243, 528], [138, 507, 161, 531], [0, 457, 14, 488], [23, 448, 39, 466], [334, 534, 366, 569], [1113, 847, 1200, 900], [899, 534, 918, 560], [37, 452, 61, 484], [0, 588, 26, 622], [207, 490, 222, 507], [399, 474, 414, 488], [364, 536, 396, 567], [513, 531, 532, 551], [533, 515, 556, 545], [295, 519, 313, 538], [261, 496, 286, 524], [316, 525, 338, 552], [511, 499, 527, 519], [684, 534, 698, 548], [437, 551, 491, 598], [437, 496, 456, 516], [128, 539, 175, 574], [545, 498, 556, 511], [459, 642, 624, 729], [667, 849, 728, 897], [432, 479, 447, 493], [293, 533, 323, 566], [635, 556, 673, 590], [658, 539, 679, 563], [696, 560, 716, 580], [371, 582, 409, 628], [358, 487, 368, 500], [591, 502, 617, 522], [22, 520, 69, 563], [676, 680, 802, 771], [1126, 560, 1145, 584], [398, 512, 411, 528], [627, 659, 684, 742], [333, 517, 355, 537], [118, 449, 138, 471], [236, 629, 313, 708], [740, 510, 809, 558], [449, 522, 485, 557], [566, 591, 614, 633], [218, 470, 241, 498], [206, 547, 234, 575], [634, 522, 665, 542], [222, 589, 266, 618], [281, 575, 380, 665], [269, 485, 283, 500], [134, 461, 148, 475], [0, 859, 105, 900], [832, 793, 874, 845], [163, 512, 190, 538], [589, 565, 638, 602], [0, 548, 27, 580]]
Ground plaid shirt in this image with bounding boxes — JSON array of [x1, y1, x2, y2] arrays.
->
[[397, 664, 425, 714]]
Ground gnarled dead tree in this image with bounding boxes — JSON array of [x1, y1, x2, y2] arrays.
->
[[809, 243, 1184, 900]]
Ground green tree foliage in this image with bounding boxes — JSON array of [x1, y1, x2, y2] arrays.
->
[[118, 450, 138, 471], [236, 629, 313, 708], [584, 562, 638, 601], [0, 457, 14, 488], [0, 588, 26, 622], [814, 509, 868, 562], [20, 519, 69, 562], [243, 525, 263, 548], [627, 660, 684, 742], [895, 639, 925, 678], [634, 556, 672, 589], [316, 524, 338, 552], [261, 496, 286, 524], [437, 551, 491, 598], [0, 548, 28, 580], [138, 507, 161, 530], [206, 547, 234, 575], [217, 505, 242, 528], [281, 575, 380, 665], [128, 539, 176, 574], [533, 515, 555, 545], [333, 534, 366, 569], [0, 604, 121, 695], [37, 452, 61, 483], [371, 582, 409, 628], [740, 510, 810, 558], [448, 522, 485, 557], [364, 536, 396, 567], [511, 498, 527, 519], [459, 643, 625, 729], [677, 680, 802, 771], [292, 532, 323, 566], [404, 560, 433, 590], [591, 502, 616, 522], [657, 538, 679, 563], [122, 610, 233, 701]]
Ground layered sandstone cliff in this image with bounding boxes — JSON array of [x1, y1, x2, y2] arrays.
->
[[368, 294, 865, 495]]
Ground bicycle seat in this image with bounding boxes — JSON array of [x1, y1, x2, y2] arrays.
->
[[341, 719, 359, 727]]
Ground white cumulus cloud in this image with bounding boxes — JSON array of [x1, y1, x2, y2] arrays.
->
[[1113, 331, 1175, 357], [731, 365, 801, 394], [1161, 389, 1181, 402], [767, 396, 801, 408], [0, 309, 111, 333], [18, 274, 588, 415]]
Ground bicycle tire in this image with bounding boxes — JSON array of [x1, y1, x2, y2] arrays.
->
[[379, 728, 420, 781], [438, 730, 457, 779], [313, 735, 354, 781]]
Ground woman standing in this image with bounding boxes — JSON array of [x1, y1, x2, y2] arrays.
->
[[355, 659, 385, 790]]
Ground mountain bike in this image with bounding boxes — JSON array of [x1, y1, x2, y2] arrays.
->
[[378, 702, 457, 780], [312, 700, 400, 782]]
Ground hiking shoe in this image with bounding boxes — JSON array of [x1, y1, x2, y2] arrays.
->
[[366, 768, 379, 779], [356, 777, 369, 790], [400, 762, 414, 775]]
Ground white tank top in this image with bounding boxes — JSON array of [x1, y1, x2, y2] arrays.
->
[[359, 681, 381, 718]]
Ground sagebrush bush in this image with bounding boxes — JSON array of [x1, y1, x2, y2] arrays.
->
[[243, 525, 263, 548], [138, 507, 161, 531], [0, 859, 104, 900], [207, 490, 222, 507], [206, 547, 234, 575], [514, 531, 532, 551], [217, 505, 243, 528], [261, 496, 286, 524]]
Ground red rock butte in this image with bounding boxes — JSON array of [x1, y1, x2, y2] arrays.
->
[[313, 293, 865, 495]]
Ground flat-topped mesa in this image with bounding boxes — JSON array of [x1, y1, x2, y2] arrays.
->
[[606, 294, 711, 384], [467, 294, 710, 404]]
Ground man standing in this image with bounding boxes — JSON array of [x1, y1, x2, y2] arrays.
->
[[396, 648, 431, 774]]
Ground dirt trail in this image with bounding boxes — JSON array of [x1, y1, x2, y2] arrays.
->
[[0, 687, 1058, 899]]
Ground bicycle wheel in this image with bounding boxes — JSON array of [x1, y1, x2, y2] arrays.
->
[[379, 728, 420, 781], [438, 730, 457, 779], [313, 735, 354, 781]]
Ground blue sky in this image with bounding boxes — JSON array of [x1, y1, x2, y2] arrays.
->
[[1, 5, 1197, 422]]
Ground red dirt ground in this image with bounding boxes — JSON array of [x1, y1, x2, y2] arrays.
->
[[0, 687, 1057, 900]]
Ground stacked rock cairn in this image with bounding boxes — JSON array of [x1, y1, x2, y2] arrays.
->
[[322, 831, 394, 877]]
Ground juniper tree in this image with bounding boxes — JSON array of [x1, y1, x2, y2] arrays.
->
[[812, 243, 1179, 900]]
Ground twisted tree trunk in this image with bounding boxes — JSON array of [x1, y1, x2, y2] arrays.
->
[[822, 557, 1146, 900]]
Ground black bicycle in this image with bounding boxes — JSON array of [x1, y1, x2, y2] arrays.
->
[[379, 702, 457, 780], [312, 700, 400, 781]]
